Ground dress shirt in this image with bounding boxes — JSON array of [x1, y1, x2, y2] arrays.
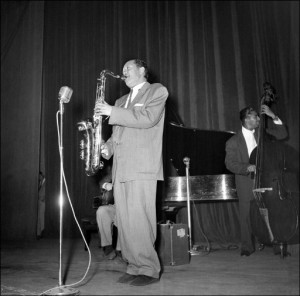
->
[[124, 82, 146, 108], [273, 116, 282, 125], [242, 126, 257, 157]]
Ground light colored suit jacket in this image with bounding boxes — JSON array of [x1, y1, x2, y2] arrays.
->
[[102, 82, 169, 183]]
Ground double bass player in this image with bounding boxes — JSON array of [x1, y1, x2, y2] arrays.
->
[[225, 101, 288, 256]]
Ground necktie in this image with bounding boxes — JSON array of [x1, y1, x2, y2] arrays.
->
[[125, 89, 133, 108]]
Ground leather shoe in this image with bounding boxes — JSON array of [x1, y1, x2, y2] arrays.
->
[[241, 250, 251, 257], [117, 273, 138, 284], [107, 251, 117, 260], [103, 245, 114, 256], [130, 275, 159, 286]]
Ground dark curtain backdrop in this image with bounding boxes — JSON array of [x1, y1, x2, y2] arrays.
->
[[1, 1, 299, 242], [1, 0, 45, 240]]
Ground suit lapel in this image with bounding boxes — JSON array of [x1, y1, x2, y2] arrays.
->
[[119, 95, 128, 108], [112, 96, 127, 142], [128, 82, 150, 107], [114, 83, 150, 141], [238, 130, 249, 161]]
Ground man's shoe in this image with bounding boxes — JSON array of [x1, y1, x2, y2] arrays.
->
[[103, 245, 114, 256], [240, 250, 251, 257], [130, 275, 159, 286], [107, 251, 117, 260], [117, 273, 138, 284]]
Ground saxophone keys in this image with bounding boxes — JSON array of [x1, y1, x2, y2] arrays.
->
[[80, 151, 85, 160], [79, 140, 85, 149]]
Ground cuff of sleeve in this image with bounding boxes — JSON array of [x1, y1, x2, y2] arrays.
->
[[273, 116, 282, 125]]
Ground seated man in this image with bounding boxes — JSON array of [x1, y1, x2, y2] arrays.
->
[[96, 166, 121, 260]]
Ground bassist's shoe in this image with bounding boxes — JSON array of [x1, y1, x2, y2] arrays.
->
[[241, 250, 251, 256]]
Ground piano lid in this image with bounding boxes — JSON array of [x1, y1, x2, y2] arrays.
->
[[163, 121, 237, 202], [164, 122, 235, 177]]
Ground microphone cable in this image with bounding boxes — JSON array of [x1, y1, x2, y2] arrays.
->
[[192, 200, 239, 253], [191, 200, 211, 254]]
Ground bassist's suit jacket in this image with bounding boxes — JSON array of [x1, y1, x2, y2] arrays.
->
[[225, 120, 287, 253]]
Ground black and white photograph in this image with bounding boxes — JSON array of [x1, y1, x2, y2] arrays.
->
[[1, 1, 299, 295]]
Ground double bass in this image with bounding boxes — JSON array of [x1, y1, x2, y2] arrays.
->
[[250, 82, 298, 258]]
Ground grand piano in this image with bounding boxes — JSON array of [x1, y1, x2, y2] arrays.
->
[[162, 121, 238, 221], [161, 116, 299, 251]]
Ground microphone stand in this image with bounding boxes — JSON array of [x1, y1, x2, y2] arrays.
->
[[45, 101, 79, 295], [183, 157, 200, 256]]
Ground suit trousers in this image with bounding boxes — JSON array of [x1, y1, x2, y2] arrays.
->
[[236, 176, 256, 253], [113, 178, 161, 278], [96, 204, 120, 250]]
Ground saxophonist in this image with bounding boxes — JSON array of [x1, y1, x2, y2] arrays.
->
[[94, 59, 168, 286]]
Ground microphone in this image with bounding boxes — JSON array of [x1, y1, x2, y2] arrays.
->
[[183, 157, 190, 167], [58, 86, 73, 103]]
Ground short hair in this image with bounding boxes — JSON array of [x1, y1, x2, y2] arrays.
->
[[134, 59, 149, 80], [239, 106, 257, 123]]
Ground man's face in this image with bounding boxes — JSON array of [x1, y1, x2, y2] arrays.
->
[[245, 111, 260, 130], [122, 60, 145, 88]]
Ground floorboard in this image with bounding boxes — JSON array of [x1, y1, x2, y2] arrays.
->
[[1, 238, 299, 295]]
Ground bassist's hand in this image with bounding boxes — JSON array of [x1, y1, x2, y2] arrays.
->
[[261, 104, 276, 119], [247, 164, 256, 173]]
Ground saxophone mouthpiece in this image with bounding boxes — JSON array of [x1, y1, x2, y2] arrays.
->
[[98, 69, 126, 81], [99, 70, 124, 80]]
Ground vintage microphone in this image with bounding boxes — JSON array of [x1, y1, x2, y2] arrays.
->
[[183, 157, 200, 256], [44, 86, 79, 296]]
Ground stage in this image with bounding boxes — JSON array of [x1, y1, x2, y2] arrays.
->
[[1, 237, 299, 295]]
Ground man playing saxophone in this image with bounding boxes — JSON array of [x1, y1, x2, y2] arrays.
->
[[94, 59, 168, 286]]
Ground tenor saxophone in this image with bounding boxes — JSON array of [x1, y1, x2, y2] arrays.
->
[[78, 70, 124, 176]]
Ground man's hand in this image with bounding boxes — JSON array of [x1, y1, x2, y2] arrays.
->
[[247, 165, 256, 173], [104, 183, 113, 191], [100, 144, 109, 157], [94, 101, 113, 117], [261, 104, 276, 119]]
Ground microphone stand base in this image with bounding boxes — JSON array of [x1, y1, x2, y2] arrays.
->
[[43, 286, 79, 295], [189, 249, 202, 256], [189, 245, 210, 256]]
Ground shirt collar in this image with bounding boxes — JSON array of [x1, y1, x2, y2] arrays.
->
[[242, 125, 255, 136], [132, 82, 146, 92]]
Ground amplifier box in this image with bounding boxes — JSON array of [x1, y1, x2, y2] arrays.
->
[[156, 223, 190, 266]]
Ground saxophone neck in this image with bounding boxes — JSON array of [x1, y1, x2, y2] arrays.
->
[[99, 69, 125, 80]]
